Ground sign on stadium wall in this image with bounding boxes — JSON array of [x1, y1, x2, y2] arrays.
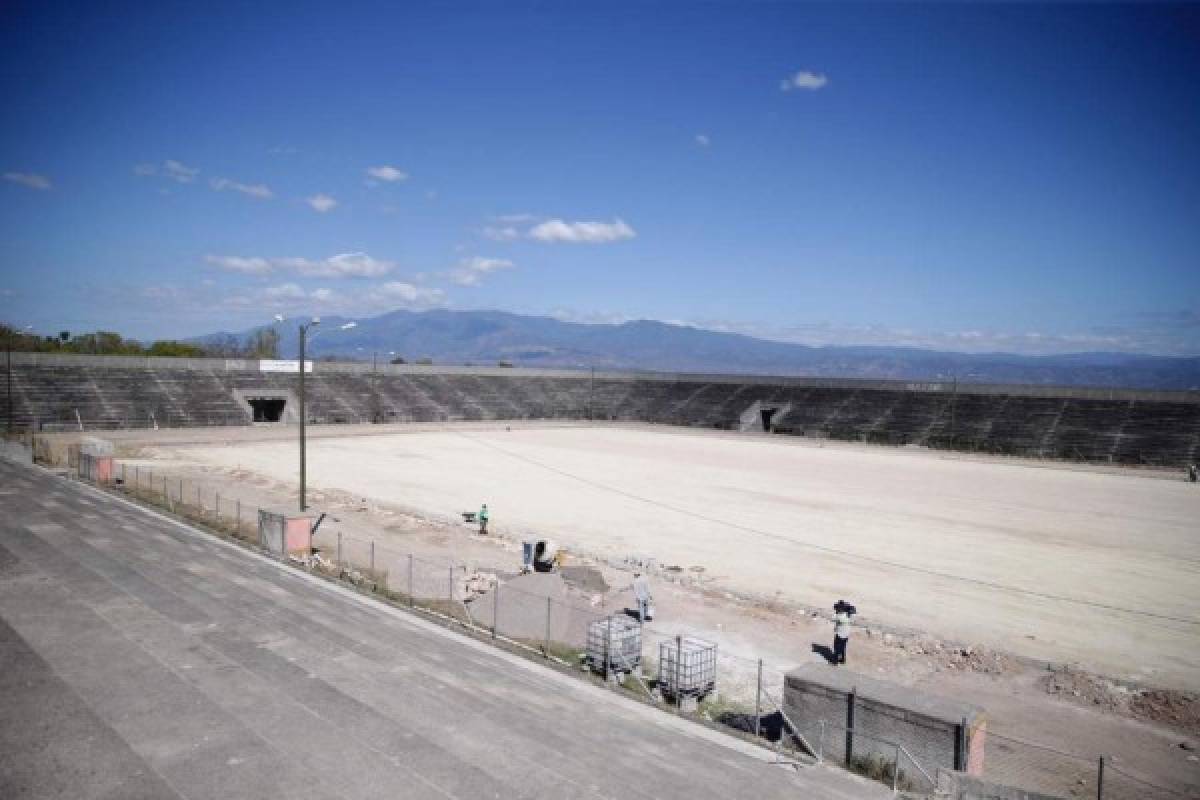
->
[[259, 360, 313, 373]]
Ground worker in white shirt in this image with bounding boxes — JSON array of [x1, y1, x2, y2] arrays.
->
[[633, 571, 652, 623], [833, 600, 855, 665]]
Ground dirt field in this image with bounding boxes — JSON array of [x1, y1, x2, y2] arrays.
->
[[164, 422, 1200, 691]]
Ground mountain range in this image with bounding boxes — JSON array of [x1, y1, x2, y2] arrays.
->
[[199, 309, 1200, 391]]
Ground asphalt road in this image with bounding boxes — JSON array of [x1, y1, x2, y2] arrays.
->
[[0, 458, 887, 800]]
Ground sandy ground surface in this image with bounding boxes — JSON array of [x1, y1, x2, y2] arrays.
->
[[160, 422, 1200, 692], [72, 421, 1200, 796]]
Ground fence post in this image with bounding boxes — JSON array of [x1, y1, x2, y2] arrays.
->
[[236, 499, 241, 534], [956, 716, 968, 772], [754, 659, 763, 738], [370, 540, 375, 573], [847, 687, 857, 765], [893, 744, 900, 793], [448, 566, 454, 606], [215, 492, 220, 521], [492, 584, 498, 639], [336, 531, 342, 565], [544, 596, 551, 657], [1096, 756, 1105, 800], [408, 555, 414, 606], [178, 478, 182, 505], [134, 465, 139, 489], [675, 634, 683, 710], [605, 615, 612, 682]]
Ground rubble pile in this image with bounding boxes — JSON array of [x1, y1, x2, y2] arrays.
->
[[1042, 665, 1200, 735], [462, 571, 498, 601]]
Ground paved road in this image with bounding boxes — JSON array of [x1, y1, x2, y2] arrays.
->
[[0, 459, 887, 800]]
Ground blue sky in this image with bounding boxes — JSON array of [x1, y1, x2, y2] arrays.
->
[[1, 1, 1198, 355]]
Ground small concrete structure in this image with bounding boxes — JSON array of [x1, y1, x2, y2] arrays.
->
[[257, 509, 314, 556], [784, 663, 986, 777]]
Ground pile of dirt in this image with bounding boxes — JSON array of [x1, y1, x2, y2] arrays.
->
[[1042, 665, 1200, 735], [944, 645, 1013, 675], [880, 633, 1016, 676], [1129, 689, 1200, 735]]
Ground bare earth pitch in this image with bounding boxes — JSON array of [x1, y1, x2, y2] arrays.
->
[[177, 423, 1200, 690]]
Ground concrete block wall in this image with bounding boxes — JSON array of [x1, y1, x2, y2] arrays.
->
[[784, 664, 986, 777]]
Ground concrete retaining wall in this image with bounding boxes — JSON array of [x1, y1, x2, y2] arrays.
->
[[784, 664, 986, 777]]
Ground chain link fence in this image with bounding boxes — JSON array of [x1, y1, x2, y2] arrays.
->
[[67, 458, 1199, 799], [974, 730, 1193, 800]]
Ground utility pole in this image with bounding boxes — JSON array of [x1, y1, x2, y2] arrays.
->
[[589, 366, 595, 421]]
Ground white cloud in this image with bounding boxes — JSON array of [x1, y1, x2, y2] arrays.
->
[[238, 280, 445, 314], [209, 177, 273, 199], [482, 225, 520, 241], [3, 172, 52, 190], [780, 70, 829, 91], [378, 281, 444, 304], [306, 193, 337, 213], [694, 133, 710, 147], [450, 256, 514, 287], [205, 255, 273, 275], [133, 160, 199, 184], [206, 252, 394, 278], [262, 282, 307, 301], [495, 213, 538, 223], [294, 252, 393, 277], [528, 218, 636, 244], [365, 165, 408, 183]]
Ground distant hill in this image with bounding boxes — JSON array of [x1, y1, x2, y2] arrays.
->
[[197, 309, 1200, 391]]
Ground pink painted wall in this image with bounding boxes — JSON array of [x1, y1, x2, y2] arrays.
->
[[284, 516, 312, 554], [967, 721, 987, 776]]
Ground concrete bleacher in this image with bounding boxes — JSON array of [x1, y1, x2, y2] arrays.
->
[[4, 353, 1199, 467]]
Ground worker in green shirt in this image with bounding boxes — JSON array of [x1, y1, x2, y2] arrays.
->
[[478, 503, 489, 535]]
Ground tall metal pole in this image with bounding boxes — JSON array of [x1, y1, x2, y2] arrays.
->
[[299, 323, 307, 511], [589, 366, 594, 421]]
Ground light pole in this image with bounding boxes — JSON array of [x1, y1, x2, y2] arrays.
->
[[298, 317, 320, 510], [289, 317, 356, 510]]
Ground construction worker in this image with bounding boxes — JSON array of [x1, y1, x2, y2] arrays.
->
[[478, 503, 489, 534], [833, 600, 854, 665], [633, 571, 652, 623]]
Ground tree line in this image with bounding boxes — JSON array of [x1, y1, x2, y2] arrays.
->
[[1, 324, 280, 359]]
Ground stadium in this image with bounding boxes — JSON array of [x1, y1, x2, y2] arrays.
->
[[4, 3, 1199, 798], [3, 351, 1198, 798]]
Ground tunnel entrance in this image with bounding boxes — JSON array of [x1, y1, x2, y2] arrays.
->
[[249, 397, 287, 422], [760, 407, 778, 432]]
